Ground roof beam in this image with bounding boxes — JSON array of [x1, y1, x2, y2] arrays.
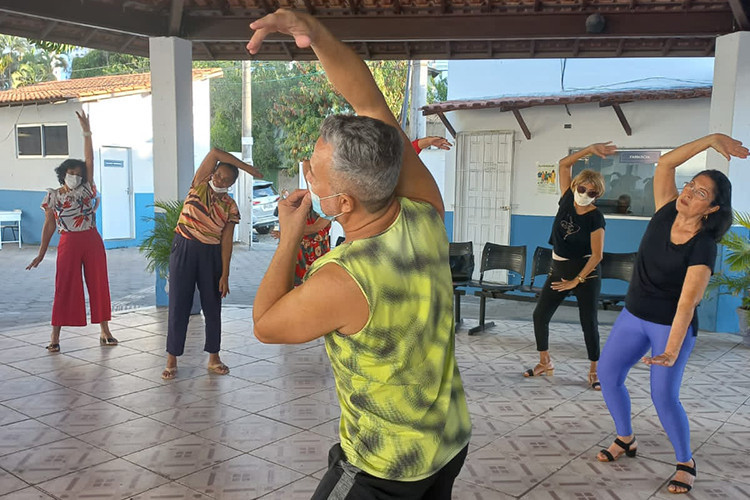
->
[[611, 103, 632, 136], [728, 0, 750, 29], [182, 12, 733, 42], [436, 112, 457, 139], [0, 0, 166, 37], [40, 21, 57, 39], [169, 0, 185, 36], [512, 108, 532, 140]]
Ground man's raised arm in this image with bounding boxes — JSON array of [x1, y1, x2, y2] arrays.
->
[[248, 10, 444, 217]]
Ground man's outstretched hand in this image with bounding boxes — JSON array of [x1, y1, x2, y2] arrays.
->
[[247, 9, 320, 55]]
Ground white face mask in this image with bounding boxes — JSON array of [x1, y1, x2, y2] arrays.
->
[[65, 174, 82, 190], [209, 179, 229, 194], [574, 190, 596, 207]]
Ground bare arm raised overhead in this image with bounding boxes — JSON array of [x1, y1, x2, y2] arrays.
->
[[248, 10, 444, 218], [558, 142, 616, 196], [653, 134, 748, 212], [192, 148, 263, 187]]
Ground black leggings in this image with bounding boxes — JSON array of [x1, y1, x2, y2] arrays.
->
[[532, 258, 601, 361]]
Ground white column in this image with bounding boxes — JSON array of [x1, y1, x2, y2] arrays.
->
[[239, 60, 254, 246], [149, 37, 195, 202], [408, 60, 428, 139], [709, 31, 750, 213]]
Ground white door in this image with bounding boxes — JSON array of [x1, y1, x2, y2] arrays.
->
[[454, 131, 514, 282], [99, 146, 134, 240]]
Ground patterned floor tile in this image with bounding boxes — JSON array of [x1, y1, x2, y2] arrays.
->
[[0, 486, 55, 499], [251, 430, 337, 475], [0, 404, 27, 426], [198, 414, 300, 452], [125, 434, 241, 479], [5, 346, 48, 364], [651, 471, 750, 499], [467, 416, 518, 452], [207, 384, 299, 413], [171, 374, 251, 399], [258, 476, 321, 499], [0, 377, 61, 403], [93, 352, 165, 373], [8, 353, 89, 376], [36, 364, 121, 385], [525, 454, 672, 499], [226, 360, 302, 382], [0, 420, 68, 457], [37, 401, 140, 436], [0, 467, 28, 496], [36, 458, 168, 499], [64, 344, 141, 363], [468, 397, 556, 425], [178, 454, 303, 499], [106, 385, 204, 416], [0, 437, 115, 484], [702, 423, 750, 454], [71, 373, 159, 399], [258, 396, 340, 430], [458, 444, 559, 497], [131, 481, 211, 499], [150, 401, 249, 433], [262, 371, 336, 397], [77, 417, 189, 457], [308, 418, 340, 440], [451, 478, 514, 499], [3, 388, 99, 418]]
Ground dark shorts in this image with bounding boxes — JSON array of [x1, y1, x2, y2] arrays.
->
[[312, 443, 469, 500]]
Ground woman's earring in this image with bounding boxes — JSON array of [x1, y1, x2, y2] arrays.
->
[[703, 214, 708, 221]]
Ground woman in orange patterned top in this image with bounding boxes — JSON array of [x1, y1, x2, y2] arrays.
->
[[27, 111, 117, 353], [162, 148, 262, 380]]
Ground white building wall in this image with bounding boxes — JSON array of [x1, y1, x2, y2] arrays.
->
[[442, 97, 711, 217]]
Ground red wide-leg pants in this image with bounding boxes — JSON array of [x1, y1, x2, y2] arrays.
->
[[51, 228, 112, 326]]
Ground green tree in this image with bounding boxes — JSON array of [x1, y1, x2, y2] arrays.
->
[[427, 72, 448, 103], [71, 49, 149, 78], [0, 35, 66, 89]]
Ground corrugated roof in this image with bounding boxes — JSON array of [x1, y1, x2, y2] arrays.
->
[[0, 68, 223, 106], [421, 86, 712, 115]]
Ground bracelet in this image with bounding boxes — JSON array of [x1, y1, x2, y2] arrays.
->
[[577, 275, 585, 284], [82, 132, 92, 137]]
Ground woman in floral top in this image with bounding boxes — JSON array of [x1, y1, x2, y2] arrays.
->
[[26, 111, 117, 352]]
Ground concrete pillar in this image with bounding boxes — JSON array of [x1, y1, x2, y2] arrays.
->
[[148, 36, 195, 306], [239, 60, 254, 246], [707, 31, 750, 333], [708, 31, 750, 213], [149, 37, 195, 203], [408, 60, 428, 139]]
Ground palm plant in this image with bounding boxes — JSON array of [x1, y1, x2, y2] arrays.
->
[[139, 200, 183, 279], [710, 211, 750, 330]]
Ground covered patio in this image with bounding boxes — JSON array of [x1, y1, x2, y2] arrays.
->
[[0, 307, 748, 498]]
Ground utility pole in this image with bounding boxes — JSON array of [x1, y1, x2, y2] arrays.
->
[[240, 60, 254, 246]]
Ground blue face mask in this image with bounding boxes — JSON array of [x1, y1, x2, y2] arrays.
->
[[308, 183, 343, 220]]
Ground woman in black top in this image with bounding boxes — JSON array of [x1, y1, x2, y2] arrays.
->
[[597, 134, 747, 495], [524, 142, 616, 390]]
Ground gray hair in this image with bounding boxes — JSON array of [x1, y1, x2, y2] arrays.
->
[[319, 114, 403, 212]]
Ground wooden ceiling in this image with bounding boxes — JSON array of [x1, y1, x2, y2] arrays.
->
[[0, 0, 748, 60]]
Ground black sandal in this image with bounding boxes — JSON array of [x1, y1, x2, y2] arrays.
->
[[46, 343, 60, 352], [99, 336, 118, 346], [598, 437, 637, 462], [668, 460, 696, 494]]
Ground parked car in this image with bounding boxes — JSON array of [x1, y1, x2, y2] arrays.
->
[[252, 180, 279, 234]]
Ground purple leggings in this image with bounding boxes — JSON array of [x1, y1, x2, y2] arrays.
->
[[598, 307, 696, 463]]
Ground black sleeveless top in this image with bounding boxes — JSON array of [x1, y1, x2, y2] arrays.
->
[[625, 200, 716, 334], [548, 189, 605, 259]]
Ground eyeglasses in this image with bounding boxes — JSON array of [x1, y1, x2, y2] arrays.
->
[[576, 185, 599, 198], [682, 181, 709, 201]]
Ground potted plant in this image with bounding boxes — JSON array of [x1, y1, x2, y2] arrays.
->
[[710, 211, 750, 344], [139, 200, 199, 313]]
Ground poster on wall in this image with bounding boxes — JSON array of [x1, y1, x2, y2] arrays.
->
[[536, 163, 557, 195]]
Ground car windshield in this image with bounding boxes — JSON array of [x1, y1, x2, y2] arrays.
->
[[254, 185, 277, 198]]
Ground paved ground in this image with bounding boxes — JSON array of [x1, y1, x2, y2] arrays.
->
[[0, 236, 617, 332], [0, 306, 747, 499]]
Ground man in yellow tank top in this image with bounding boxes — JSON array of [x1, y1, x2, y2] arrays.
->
[[250, 10, 471, 499]]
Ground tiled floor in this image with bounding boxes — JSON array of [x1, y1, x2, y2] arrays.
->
[[0, 306, 748, 499]]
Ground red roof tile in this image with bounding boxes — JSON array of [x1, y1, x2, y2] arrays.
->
[[421, 87, 712, 115], [0, 68, 223, 106]]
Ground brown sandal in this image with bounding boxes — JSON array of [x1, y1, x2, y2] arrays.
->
[[161, 367, 177, 380], [207, 363, 230, 375], [46, 343, 60, 353]]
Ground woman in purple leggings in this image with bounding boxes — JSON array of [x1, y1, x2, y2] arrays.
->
[[597, 134, 748, 495]]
